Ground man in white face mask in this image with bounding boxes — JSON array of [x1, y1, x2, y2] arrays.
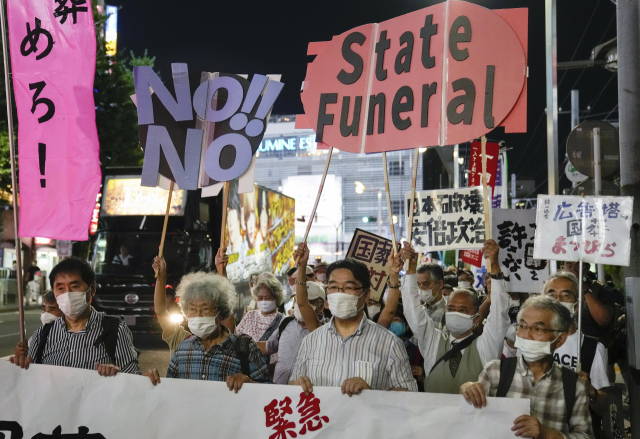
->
[[313, 262, 328, 285], [461, 295, 594, 439], [290, 243, 418, 396], [544, 272, 610, 420], [10, 292, 63, 363], [416, 263, 447, 330], [400, 239, 511, 394], [10, 258, 140, 377]]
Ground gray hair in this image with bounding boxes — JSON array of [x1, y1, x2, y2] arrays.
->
[[517, 295, 572, 333], [176, 272, 238, 320], [416, 263, 444, 282], [449, 288, 481, 312], [251, 272, 285, 306], [542, 270, 579, 298]]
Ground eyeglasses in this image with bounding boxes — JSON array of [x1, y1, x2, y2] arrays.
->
[[545, 292, 576, 302], [326, 286, 364, 294], [515, 322, 561, 336]]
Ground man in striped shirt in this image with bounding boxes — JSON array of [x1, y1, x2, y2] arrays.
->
[[289, 249, 418, 395], [10, 258, 140, 376]]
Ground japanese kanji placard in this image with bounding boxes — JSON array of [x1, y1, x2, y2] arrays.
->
[[461, 249, 483, 268], [492, 209, 549, 293], [8, 0, 101, 239], [346, 229, 397, 302], [0, 361, 530, 439], [406, 187, 490, 253], [533, 195, 633, 266]]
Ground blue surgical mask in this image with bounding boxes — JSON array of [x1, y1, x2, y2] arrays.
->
[[389, 322, 407, 337]]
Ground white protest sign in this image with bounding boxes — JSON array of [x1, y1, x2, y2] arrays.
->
[[56, 240, 72, 258], [406, 187, 489, 253], [0, 361, 529, 439], [493, 209, 550, 293], [534, 195, 633, 266]]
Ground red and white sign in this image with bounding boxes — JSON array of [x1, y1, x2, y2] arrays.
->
[[297, 1, 528, 153], [467, 141, 500, 188], [461, 249, 483, 268]]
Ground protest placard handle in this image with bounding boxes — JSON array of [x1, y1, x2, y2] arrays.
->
[[481, 136, 492, 273], [382, 152, 397, 255], [155, 181, 175, 278], [407, 148, 420, 244], [219, 180, 230, 253], [577, 259, 583, 373]]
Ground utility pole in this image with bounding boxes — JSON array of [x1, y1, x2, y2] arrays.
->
[[570, 90, 579, 130], [545, 0, 559, 195], [617, 1, 640, 437]]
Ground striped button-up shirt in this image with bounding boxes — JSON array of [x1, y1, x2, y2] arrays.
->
[[266, 318, 310, 384], [167, 333, 272, 383], [289, 315, 418, 391], [27, 308, 140, 374], [479, 355, 593, 439]]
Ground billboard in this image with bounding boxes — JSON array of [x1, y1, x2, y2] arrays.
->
[[101, 177, 186, 216], [224, 184, 295, 282]]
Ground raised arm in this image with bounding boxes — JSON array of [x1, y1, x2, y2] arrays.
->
[[377, 251, 403, 329], [215, 248, 229, 278], [292, 242, 321, 332], [152, 257, 178, 337]]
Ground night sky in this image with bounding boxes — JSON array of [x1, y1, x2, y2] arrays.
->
[[108, 0, 619, 195]]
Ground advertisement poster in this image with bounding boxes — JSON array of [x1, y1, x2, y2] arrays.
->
[[101, 177, 186, 216]]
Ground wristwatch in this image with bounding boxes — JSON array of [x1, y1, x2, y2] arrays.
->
[[489, 272, 504, 280]]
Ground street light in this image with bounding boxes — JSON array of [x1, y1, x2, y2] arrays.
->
[[354, 181, 366, 194]]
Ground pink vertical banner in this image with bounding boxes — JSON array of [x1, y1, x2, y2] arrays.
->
[[8, 0, 100, 239]]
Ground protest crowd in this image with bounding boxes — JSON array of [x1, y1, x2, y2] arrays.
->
[[9, 235, 629, 439]]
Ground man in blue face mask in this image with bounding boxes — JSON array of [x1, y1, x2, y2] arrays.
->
[[460, 295, 594, 439], [400, 239, 511, 394]]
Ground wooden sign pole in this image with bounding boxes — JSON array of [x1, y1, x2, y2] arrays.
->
[[219, 180, 231, 252], [407, 148, 420, 244], [155, 181, 175, 277], [382, 152, 397, 255], [302, 147, 334, 244], [481, 136, 492, 272]]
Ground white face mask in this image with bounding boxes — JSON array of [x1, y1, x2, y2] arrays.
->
[[510, 298, 521, 308], [293, 303, 304, 322], [503, 341, 518, 358], [40, 312, 58, 325], [257, 300, 277, 313], [56, 291, 89, 318], [445, 311, 478, 337], [419, 289, 435, 304], [315, 273, 327, 283], [188, 315, 219, 338], [367, 305, 381, 317], [514, 334, 559, 362], [459, 281, 472, 289], [327, 292, 365, 319], [560, 301, 576, 317]]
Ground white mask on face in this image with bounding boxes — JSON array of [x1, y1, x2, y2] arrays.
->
[[503, 341, 518, 358], [458, 281, 472, 289], [560, 301, 576, 317], [445, 311, 478, 337], [514, 334, 559, 362], [56, 291, 89, 318], [294, 303, 304, 322], [367, 305, 381, 318], [315, 273, 327, 283], [419, 289, 435, 304], [257, 300, 277, 313], [327, 292, 365, 319], [40, 312, 58, 325], [188, 315, 219, 338]]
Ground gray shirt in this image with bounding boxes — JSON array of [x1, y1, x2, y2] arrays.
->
[[266, 318, 310, 384], [290, 315, 418, 391]]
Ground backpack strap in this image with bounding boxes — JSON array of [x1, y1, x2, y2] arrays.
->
[[581, 334, 599, 374], [235, 334, 252, 376], [496, 357, 518, 397], [278, 316, 296, 341], [429, 334, 478, 374], [93, 316, 120, 364], [34, 322, 55, 364], [561, 366, 578, 428], [259, 313, 284, 342]]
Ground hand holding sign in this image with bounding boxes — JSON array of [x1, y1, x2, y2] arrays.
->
[[482, 239, 500, 274]]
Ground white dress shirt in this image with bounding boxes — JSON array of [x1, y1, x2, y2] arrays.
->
[[401, 274, 510, 376]]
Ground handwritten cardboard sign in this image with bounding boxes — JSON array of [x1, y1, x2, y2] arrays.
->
[[296, 1, 528, 153], [347, 228, 397, 301]]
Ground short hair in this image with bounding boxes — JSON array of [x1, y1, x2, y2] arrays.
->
[[176, 272, 238, 320], [543, 270, 579, 298], [458, 269, 474, 279], [444, 274, 458, 287], [287, 267, 297, 277], [326, 258, 371, 292], [416, 263, 444, 282], [49, 257, 94, 289], [251, 272, 285, 306], [449, 288, 481, 312], [517, 295, 572, 333], [441, 283, 454, 293], [43, 291, 56, 304]]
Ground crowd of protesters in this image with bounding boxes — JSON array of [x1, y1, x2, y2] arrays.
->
[[9, 237, 630, 439]]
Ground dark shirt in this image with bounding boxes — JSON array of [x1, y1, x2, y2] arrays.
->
[[581, 284, 616, 344]]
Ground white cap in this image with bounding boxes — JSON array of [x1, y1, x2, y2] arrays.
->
[[293, 265, 314, 277], [306, 281, 326, 302]]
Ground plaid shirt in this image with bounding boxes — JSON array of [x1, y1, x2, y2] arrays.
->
[[425, 297, 447, 331], [478, 355, 594, 439], [167, 333, 271, 383]]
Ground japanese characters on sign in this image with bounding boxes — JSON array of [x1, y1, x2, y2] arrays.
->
[[461, 249, 483, 268], [492, 209, 549, 293], [8, 0, 101, 239], [264, 393, 330, 439], [467, 140, 499, 189], [405, 187, 489, 252], [346, 229, 397, 301], [534, 195, 634, 266]]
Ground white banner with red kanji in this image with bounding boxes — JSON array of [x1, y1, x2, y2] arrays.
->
[[0, 361, 529, 439], [533, 195, 633, 266]]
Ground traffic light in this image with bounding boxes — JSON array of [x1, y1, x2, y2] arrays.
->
[[362, 216, 377, 223]]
